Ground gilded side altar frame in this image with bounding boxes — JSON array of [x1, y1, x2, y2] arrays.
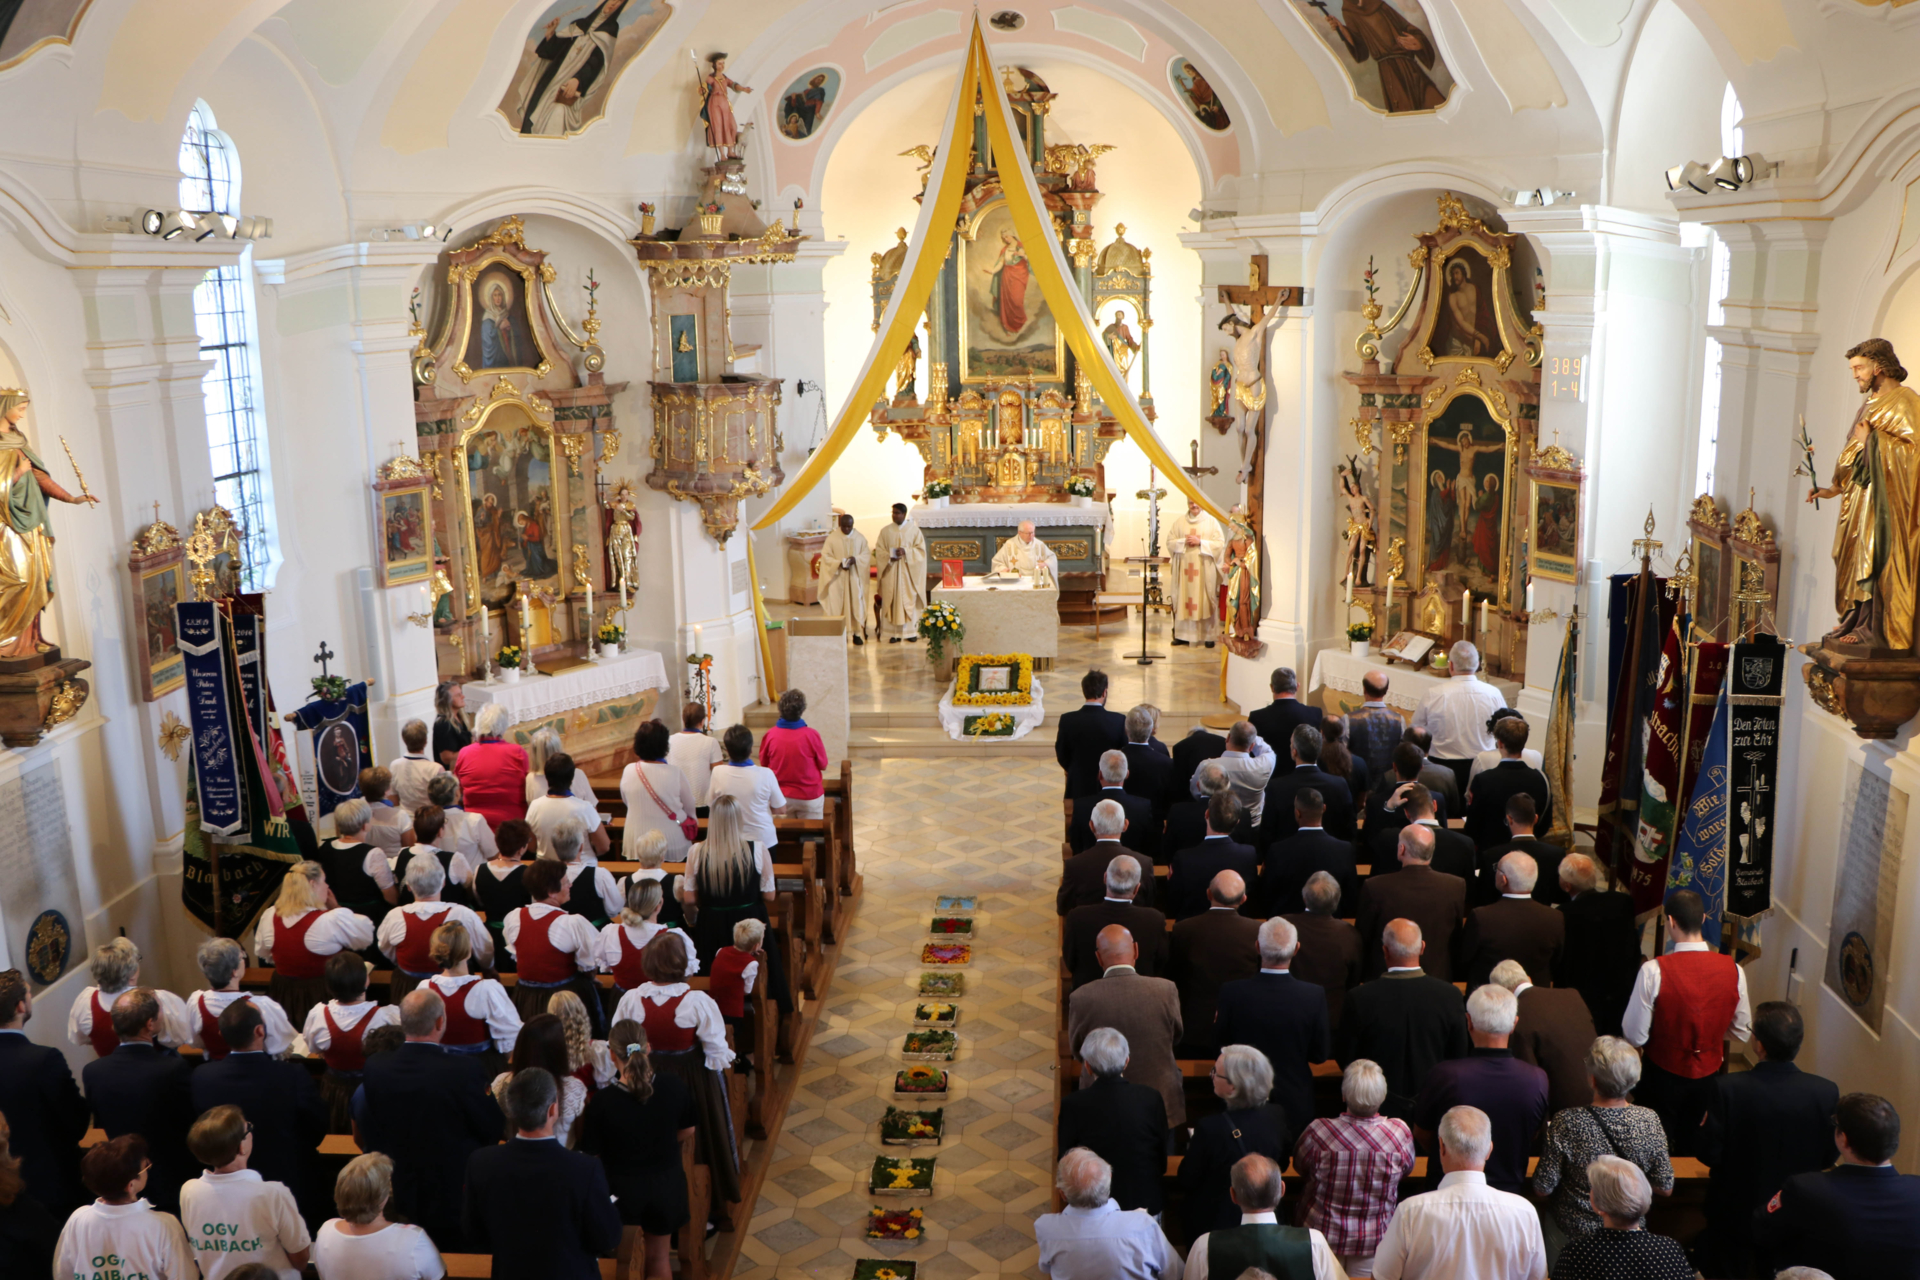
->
[[452, 379, 572, 613], [1410, 369, 1524, 611]]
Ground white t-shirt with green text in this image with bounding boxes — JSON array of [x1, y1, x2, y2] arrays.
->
[[54, 1199, 197, 1280], [179, 1168, 312, 1280]]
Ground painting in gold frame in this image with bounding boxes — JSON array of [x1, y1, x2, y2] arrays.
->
[[456, 258, 552, 381], [1529, 477, 1580, 583], [454, 386, 569, 612], [958, 199, 1064, 384], [131, 554, 186, 701], [1415, 384, 1516, 604], [375, 480, 433, 588]]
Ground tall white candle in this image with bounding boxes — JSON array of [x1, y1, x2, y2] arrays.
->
[[1526, 577, 1535, 612], [481, 607, 490, 645], [1479, 597, 1489, 635], [1384, 576, 1394, 620], [585, 581, 593, 636], [1345, 572, 1353, 608], [694, 622, 703, 655], [620, 574, 628, 613], [1461, 591, 1471, 630]]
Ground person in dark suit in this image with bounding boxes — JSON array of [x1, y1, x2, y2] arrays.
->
[[1355, 824, 1467, 980], [465, 1067, 621, 1279], [1164, 761, 1254, 855], [1259, 724, 1355, 847], [1062, 854, 1167, 988], [1170, 726, 1227, 801], [1247, 666, 1322, 752], [1463, 717, 1552, 849], [1056, 1027, 1168, 1215], [1057, 799, 1155, 913], [1120, 705, 1174, 816], [191, 997, 329, 1224], [355, 987, 504, 1249], [1319, 712, 1372, 812], [1410, 983, 1549, 1195], [1177, 1044, 1296, 1235], [1166, 793, 1258, 920], [0, 970, 86, 1215], [1054, 669, 1127, 799], [1553, 853, 1640, 1036], [1700, 1001, 1839, 1279], [1283, 871, 1363, 1031], [1490, 958, 1596, 1112], [1066, 926, 1186, 1129], [1168, 870, 1261, 1057], [1256, 788, 1359, 917], [79, 988, 195, 1214], [1067, 751, 1158, 863], [1400, 727, 1463, 817], [1345, 669, 1404, 785], [1214, 917, 1333, 1141], [1456, 850, 1565, 990], [1336, 918, 1470, 1118], [1365, 742, 1444, 837], [1367, 782, 1473, 883], [1471, 794, 1566, 908], [1753, 1092, 1920, 1280]]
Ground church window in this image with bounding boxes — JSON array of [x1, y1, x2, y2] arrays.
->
[[1691, 85, 1743, 498], [180, 100, 277, 588]]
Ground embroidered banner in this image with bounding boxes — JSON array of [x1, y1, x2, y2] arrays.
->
[[1629, 613, 1688, 911], [175, 601, 246, 837], [1726, 633, 1786, 922], [1597, 571, 1670, 884], [1679, 642, 1730, 813], [180, 773, 287, 938], [1540, 613, 1580, 847], [229, 599, 268, 755], [287, 684, 371, 821], [1823, 759, 1907, 1033], [1666, 688, 1731, 946]]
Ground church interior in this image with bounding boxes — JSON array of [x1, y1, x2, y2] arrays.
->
[[2, 1, 1920, 1277]]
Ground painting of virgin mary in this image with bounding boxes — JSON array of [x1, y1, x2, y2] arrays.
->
[[465, 268, 539, 372], [960, 200, 1061, 381]]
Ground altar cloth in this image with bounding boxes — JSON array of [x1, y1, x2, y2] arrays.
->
[[931, 576, 1059, 661], [938, 675, 1046, 741], [464, 648, 671, 726]]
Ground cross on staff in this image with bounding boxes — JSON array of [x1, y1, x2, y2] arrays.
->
[[313, 640, 335, 680]]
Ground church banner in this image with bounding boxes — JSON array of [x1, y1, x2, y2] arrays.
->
[[1595, 569, 1670, 881], [1679, 641, 1730, 813], [179, 773, 290, 939], [1726, 634, 1786, 922], [175, 600, 246, 837], [1540, 614, 1579, 848], [288, 684, 371, 821], [229, 597, 269, 754], [1628, 613, 1687, 911], [1824, 759, 1907, 1033], [1666, 688, 1731, 946]]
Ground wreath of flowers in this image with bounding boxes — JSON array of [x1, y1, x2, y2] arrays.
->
[[952, 653, 1033, 706], [895, 1065, 947, 1091]]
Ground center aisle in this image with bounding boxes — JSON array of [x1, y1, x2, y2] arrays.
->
[[733, 755, 1066, 1278]]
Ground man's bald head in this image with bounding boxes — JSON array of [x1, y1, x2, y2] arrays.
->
[[1208, 869, 1247, 908], [1382, 918, 1425, 967], [1362, 669, 1390, 700], [1227, 719, 1256, 751], [1018, 520, 1036, 541], [1496, 851, 1539, 895], [1397, 823, 1435, 865], [399, 988, 446, 1040], [1094, 924, 1138, 971]]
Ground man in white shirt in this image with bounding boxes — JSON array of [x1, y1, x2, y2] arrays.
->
[[1214, 720, 1277, 824], [1185, 1152, 1346, 1280], [387, 719, 445, 813], [526, 752, 610, 859], [1372, 1105, 1546, 1280], [1035, 1147, 1183, 1280], [1410, 642, 1508, 798], [180, 1103, 312, 1280]]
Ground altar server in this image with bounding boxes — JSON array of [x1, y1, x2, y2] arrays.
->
[[990, 519, 1060, 583], [820, 508, 874, 644], [876, 501, 928, 642], [1168, 498, 1225, 648]]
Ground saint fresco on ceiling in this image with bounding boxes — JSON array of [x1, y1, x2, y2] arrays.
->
[[497, 0, 675, 138], [1169, 58, 1231, 132], [777, 67, 841, 141], [0, 0, 88, 71], [1291, 0, 1455, 115]]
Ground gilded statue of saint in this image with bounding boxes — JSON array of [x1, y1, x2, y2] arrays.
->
[[1807, 339, 1920, 650], [0, 388, 98, 658]]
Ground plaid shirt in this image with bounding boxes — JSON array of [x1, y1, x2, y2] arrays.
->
[[1294, 1111, 1417, 1254]]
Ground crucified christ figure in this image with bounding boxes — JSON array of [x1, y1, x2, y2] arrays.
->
[[1451, 428, 1497, 562], [1219, 309, 1283, 487]]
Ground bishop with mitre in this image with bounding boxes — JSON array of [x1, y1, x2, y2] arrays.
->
[[820, 509, 874, 645], [1169, 498, 1225, 647], [876, 501, 927, 643], [989, 520, 1059, 584]]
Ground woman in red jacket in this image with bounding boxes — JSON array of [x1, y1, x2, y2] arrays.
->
[[453, 703, 529, 829]]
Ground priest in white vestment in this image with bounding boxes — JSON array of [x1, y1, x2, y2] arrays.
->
[[820, 509, 874, 645], [1169, 499, 1225, 647], [989, 521, 1060, 584], [876, 502, 927, 642]]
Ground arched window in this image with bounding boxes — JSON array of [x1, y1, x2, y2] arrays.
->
[[181, 101, 276, 588], [1692, 85, 1743, 497]]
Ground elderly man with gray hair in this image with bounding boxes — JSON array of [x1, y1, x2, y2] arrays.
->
[[1070, 748, 1160, 863], [1166, 759, 1240, 854], [1035, 1147, 1184, 1280], [1215, 916, 1333, 1139], [1057, 1028, 1170, 1215], [1060, 796, 1159, 914], [1545, 1155, 1693, 1280], [1409, 640, 1509, 799], [1067, 924, 1186, 1127], [1489, 958, 1596, 1113], [1410, 984, 1548, 1195], [1184, 1153, 1346, 1280], [1283, 870, 1364, 1030], [1372, 1105, 1546, 1280], [1214, 719, 1278, 825], [1457, 851, 1565, 991], [1063, 852, 1168, 987], [1120, 703, 1175, 809], [1295, 1060, 1417, 1276]]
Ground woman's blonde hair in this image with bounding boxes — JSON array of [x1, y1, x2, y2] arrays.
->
[[608, 1019, 655, 1103], [629, 828, 668, 870], [695, 794, 756, 898], [429, 920, 472, 970], [526, 726, 565, 777], [275, 861, 325, 921], [621, 877, 664, 926], [333, 1152, 394, 1225], [546, 989, 594, 1072]]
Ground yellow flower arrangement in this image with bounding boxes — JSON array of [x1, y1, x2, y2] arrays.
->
[[963, 712, 1016, 736], [887, 1163, 920, 1189], [953, 653, 1034, 706]]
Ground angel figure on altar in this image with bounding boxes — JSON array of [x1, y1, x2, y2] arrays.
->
[[990, 520, 1059, 583], [1169, 499, 1225, 647], [820, 509, 874, 645], [697, 53, 752, 158], [876, 502, 928, 642]]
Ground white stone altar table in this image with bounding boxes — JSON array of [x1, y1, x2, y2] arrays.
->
[[465, 648, 671, 727], [931, 576, 1060, 665], [1308, 646, 1520, 716]]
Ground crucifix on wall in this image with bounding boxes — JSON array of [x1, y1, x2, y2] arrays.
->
[[1215, 254, 1303, 580]]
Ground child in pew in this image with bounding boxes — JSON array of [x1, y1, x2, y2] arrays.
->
[[546, 989, 615, 1097], [709, 918, 765, 1061], [576, 1022, 697, 1280], [472, 819, 534, 973], [301, 954, 401, 1133]]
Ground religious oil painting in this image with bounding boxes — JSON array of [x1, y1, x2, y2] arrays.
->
[[462, 415, 564, 610], [960, 200, 1063, 383], [463, 266, 541, 373], [1288, 0, 1455, 116], [378, 487, 433, 588], [316, 721, 360, 798], [496, 0, 675, 138], [1529, 478, 1579, 582], [1421, 391, 1510, 598], [0, 0, 88, 72], [1692, 536, 1727, 639], [138, 562, 186, 699], [1168, 57, 1231, 131], [1432, 247, 1501, 360], [776, 66, 841, 141]]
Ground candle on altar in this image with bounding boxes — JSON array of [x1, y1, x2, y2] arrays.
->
[[481, 607, 490, 646], [1384, 576, 1394, 619], [1479, 597, 1489, 635], [1525, 577, 1535, 612], [585, 581, 594, 636], [620, 574, 628, 614], [1345, 573, 1353, 608], [521, 593, 532, 646], [1461, 591, 1471, 630]]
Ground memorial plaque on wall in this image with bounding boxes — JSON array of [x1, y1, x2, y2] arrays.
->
[[1825, 761, 1907, 1033], [0, 760, 85, 987]]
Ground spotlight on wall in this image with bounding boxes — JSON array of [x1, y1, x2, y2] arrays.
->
[[140, 208, 272, 241], [1667, 155, 1769, 195], [1505, 188, 1576, 208], [1664, 161, 1713, 194]]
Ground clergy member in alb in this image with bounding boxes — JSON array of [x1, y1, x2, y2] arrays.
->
[[820, 509, 874, 645], [990, 520, 1060, 582], [1169, 498, 1225, 648], [876, 501, 927, 643]]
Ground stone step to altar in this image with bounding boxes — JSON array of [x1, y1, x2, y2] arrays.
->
[[847, 723, 1060, 759]]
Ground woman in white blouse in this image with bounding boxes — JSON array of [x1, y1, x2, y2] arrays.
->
[[667, 701, 726, 816], [313, 1153, 445, 1280], [621, 719, 699, 859], [523, 726, 596, 805], [254, 861, 376, 1025], [56, 1135, 196, 1280], [601, 877, 698, 995]]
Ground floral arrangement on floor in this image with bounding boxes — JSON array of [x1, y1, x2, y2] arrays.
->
[[920, 943, 970, 966], [869, 1156, 936, 1196], [893, 1066, 948, 1097], [866, 1207, 926, 1240], [901, 1030, 957, 1061], [852, 1261, 916, 1280], [929, 917, 973, 937], [879, 1106, 945, 1146], [962, 712, 1017, 737], [597, 621, 625, 647], [1066, 473, 1097, 497], [913, 1002, 958, 1027], [495, 644, 523, 669], [917, 972, 964, 997], [922, 478, 952, 500], [917, 601, 965, 663], [935, 896, 975, 912], [952, 653, 1034, 706]]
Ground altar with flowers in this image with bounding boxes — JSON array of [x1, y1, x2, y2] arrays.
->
[[935, 652, 1045, 741]]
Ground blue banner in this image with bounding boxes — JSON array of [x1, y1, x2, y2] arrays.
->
[[288, 684, 370, 820], [176, 601, 246, 837], [1666, 687, 1730, 946], [229, 602, 268, 753]]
